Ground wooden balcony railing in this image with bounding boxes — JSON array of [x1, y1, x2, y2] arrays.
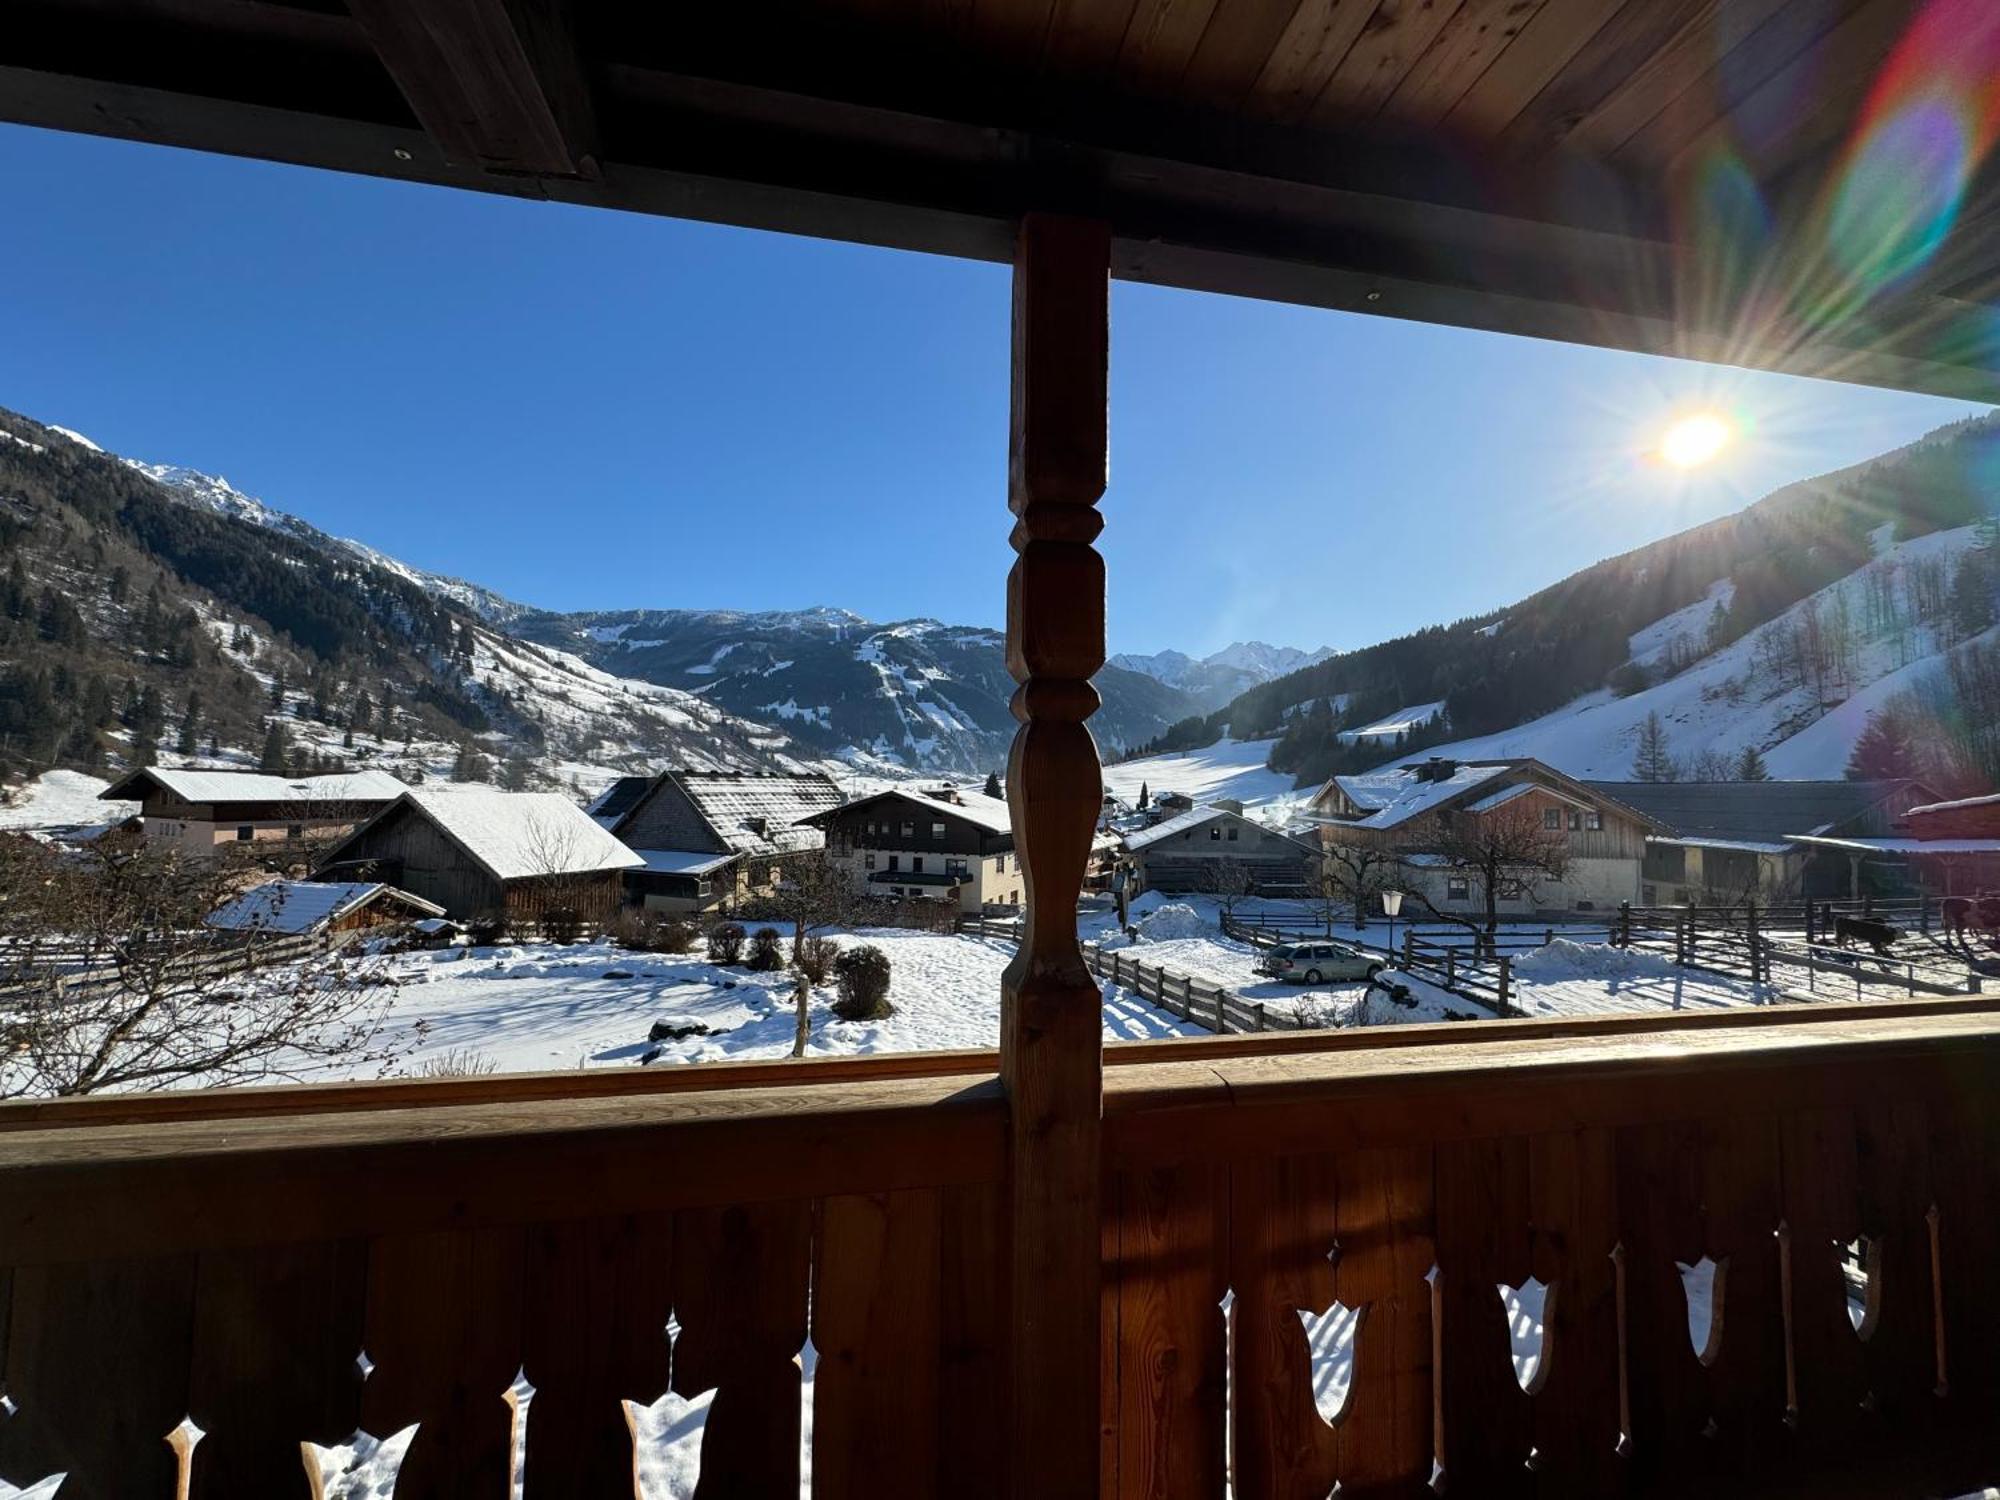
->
[[2, 998, 1996, 1497]]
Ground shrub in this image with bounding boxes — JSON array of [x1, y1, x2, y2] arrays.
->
[[706, 921, 745, 965], [609, 910, 697, 954], [541, 906, 583, 946], [795, 934, 838, 986], [832, 944, 893, 1021], [415, 1047, 498, 1078], [746, 926, 784, 971], [466, 914, 507, 948]]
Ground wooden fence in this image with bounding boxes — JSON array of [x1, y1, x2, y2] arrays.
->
[[4, 1004, 1999, 1496], [0, 928, 337, 1002]]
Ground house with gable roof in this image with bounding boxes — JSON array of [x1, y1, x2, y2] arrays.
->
[[317, 787, 641, 926], [800, 783, 1022, 912], [606, 768, 845, 913], [99, 767, 406, 858], [1312, 757, 1661, 915]]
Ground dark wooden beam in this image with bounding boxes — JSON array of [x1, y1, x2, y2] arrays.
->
[[343, 0, 598, 177], [1002, 211, 1111, 1500]]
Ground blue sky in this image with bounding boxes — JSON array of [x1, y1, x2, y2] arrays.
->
[[0, 124, 1987, 658]]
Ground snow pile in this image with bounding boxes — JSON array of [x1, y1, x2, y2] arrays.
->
[[1512, 939, 1682, 983], [1133, 902, 1212, 941]]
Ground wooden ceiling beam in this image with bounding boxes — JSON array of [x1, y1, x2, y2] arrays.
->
[[343, 0, 598, 178]]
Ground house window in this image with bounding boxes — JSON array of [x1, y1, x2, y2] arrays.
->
[[1586, 811, 1603, 831], [995, 853, 1006, 873], [1568, 810, 1582, 831], [888, 856, 901, 871], [932, 821, 946, 840], [901, 821, 914, 839], [235, 826, 254, 841], [1010, 890, 1019, 906], [912, 857, 924, 874], [864, 852, 876, 870], [287, 823, 305, 839], [1209, 826, 1222, 840], [1227, 826, 1239, 841], [946, 859, 967, 880], [1447, 877, 1470, 900], [1543, 808, 1562, 830]]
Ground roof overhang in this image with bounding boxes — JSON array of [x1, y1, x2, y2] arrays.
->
[[8, 1, 2000, 401]]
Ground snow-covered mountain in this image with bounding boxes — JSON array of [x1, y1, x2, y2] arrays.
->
[[10, 417, 1202, 779], [512, 607, 1198, 774], [1111, 641, 1333, 712], [132, 461, 528, 626]]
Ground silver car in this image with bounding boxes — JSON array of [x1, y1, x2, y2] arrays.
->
[[1260, 940, 1382, 985]]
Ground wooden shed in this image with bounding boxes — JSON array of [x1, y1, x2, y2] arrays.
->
[[317, 787, 642, 927], [5, 5, 2000, 1499]]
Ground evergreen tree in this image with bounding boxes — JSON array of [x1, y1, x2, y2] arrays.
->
[[259, 720, 290, 773], [177, 691, 202, 757], [1137, 781, 1150, 810], [1734, 745, 1770, 781], [269, 670, 286, 710], [1631, 712, 1676, 782], [1949, 551, 1995, 638], [983, 770, 1003, 799], [1846, 709, 1916, 780]]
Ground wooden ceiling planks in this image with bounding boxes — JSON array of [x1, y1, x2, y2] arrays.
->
[[1243, 0, 1387, 122], [1443, 0, 1626, 135], [1556, 0, 1796, 157], [1656, 0, 1920, 177], [1310, 0, 1471, 122], [1380, 0, 1550, 129], [1496, 0, 1719, 151], [1176, 0, 1321, 108], [1112, 0, 1224, 92]]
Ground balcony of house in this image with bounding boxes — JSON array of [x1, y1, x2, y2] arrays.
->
[[3, 998, 1997, 1496]]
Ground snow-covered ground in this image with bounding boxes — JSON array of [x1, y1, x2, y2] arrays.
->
[[1100, 737, 1311, 821], [312, 926, 1195, 1081], [0, 769, 133, 839]]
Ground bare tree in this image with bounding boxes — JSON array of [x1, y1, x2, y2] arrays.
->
[[518, 808, 602, 939], [1198, 854, 1259, 924], [1316, 841, 1398, 933], [1409, 804, 1572, 952], [763, 847, 858, 1057], [0, 835, 401, 1097]]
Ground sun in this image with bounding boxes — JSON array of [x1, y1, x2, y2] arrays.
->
[[1658, 411, 1733, 469]]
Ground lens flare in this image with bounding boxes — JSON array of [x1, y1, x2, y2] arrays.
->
[[1658, 412, 1732, 469], [1825, 0, 2000, 294]]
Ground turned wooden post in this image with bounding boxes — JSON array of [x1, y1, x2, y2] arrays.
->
[[1001, 210, 1109, 1500]]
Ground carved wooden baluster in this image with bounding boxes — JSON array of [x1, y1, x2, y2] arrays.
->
[[1001, 210, 1109, 1500]]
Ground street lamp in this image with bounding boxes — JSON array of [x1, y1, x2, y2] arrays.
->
[[1382, 888, 1404, 959]]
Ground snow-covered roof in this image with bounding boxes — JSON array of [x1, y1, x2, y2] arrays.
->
[[206, 879, 443, 934], [1646, 835, 1797, 856], [105, 767, 407, 805], [584, 775, 653, 829], [630, 847, 739, 876], [1583, 779, 1923, 842], [1463, 782, 1539, 815], [1332, 764, 1509, 830], [651, 771, 843, 857], [1124, 803, 1302, 851], [1904, 792, 2000, 817], [805, 785, 1012, 836], [1788, 834, 2000, 856], [400, 788, 645, 880]]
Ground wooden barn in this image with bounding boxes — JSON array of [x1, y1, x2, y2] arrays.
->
[[317, 788, 641, 926], [6, 4, 2000, 1498]]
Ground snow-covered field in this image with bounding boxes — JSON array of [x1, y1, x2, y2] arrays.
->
[[316, 926, 1195, 1081], [1100, 737, 1310, 820], [0, 769, 134, 838]]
